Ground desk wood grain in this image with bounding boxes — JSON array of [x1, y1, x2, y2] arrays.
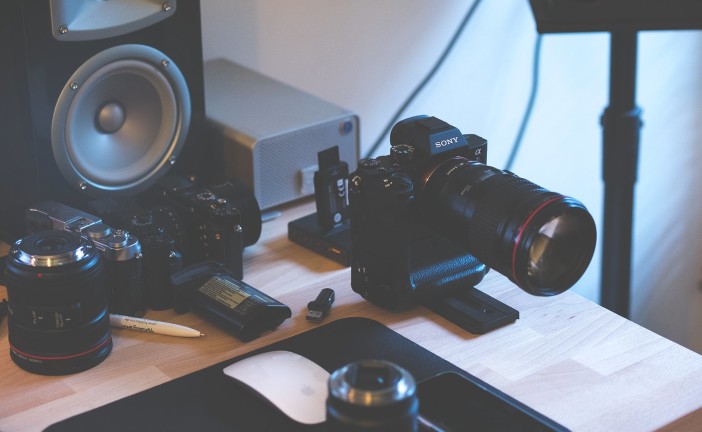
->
[[1, 200, 701, 431]]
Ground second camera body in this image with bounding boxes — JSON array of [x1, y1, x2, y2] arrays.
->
[[147, 176, 258, 280], [350, 115, 597, 309]]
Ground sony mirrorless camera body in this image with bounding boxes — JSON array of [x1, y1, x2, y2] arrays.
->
[[25, 201, 147, 316], [350, 117, 488, 309], [350, 115, 596, 310]]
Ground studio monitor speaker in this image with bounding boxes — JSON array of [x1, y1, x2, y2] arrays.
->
[[0, 0, 207, 241], [529, 0, 702, 33]]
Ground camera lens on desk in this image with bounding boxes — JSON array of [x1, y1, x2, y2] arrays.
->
[[422, 157, 596, 296], [327, 360, 419, 431], [5, 230, 112, 375]]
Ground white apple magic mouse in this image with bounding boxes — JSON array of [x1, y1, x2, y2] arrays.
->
[[222, 350, 330, 425]]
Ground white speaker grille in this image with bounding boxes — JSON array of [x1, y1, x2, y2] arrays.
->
[[256, 118, 358, 209]]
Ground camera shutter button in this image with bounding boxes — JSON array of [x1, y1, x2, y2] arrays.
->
[[85, 223, 111, 240], [108, 231, 129, 248], [390, 144, 414, 162]]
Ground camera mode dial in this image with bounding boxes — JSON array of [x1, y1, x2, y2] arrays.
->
[[390, 144, 414, 162], [85, 223, 111, 240]]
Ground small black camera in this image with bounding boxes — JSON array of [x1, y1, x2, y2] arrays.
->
[[349, 115, 597, 310], [87, 175, 261, 285], [148, 176, 263, 280]]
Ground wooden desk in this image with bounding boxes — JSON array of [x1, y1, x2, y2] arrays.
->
[[1, 200, 701, 431]]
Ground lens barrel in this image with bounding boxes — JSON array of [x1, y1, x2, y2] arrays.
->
[[423, 158, 596, 295], [5, 230, 112, 375], [327, 360, 418, 431]]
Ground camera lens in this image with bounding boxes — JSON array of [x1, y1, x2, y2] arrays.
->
[[423, 157, 596, 295], [327, 360, 418, 431], [5, 230, 112, 375]]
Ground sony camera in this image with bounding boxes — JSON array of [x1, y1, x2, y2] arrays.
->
[[25, 201, 146, 316], [349, 115, 597, 309]]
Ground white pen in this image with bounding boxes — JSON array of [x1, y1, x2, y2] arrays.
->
[[109, 314, 205, 338]]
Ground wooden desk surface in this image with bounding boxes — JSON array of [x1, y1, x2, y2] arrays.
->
[[1, 200, 702, 432]]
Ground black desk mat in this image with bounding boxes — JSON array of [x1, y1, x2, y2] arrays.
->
[[45, 317, 563, 431]]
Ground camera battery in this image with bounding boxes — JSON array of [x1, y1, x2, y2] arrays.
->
[[171, 261, 291, 341]]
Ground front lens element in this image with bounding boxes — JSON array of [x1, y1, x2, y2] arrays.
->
[[526, 212, 588, 287], [512, 197, 596, 295]]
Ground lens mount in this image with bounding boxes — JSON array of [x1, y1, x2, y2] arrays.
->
[[11, 230, 94, 267]]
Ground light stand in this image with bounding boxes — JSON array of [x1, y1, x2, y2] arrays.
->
[[528, 0, 702, 318], [600, 31, 642, 316]]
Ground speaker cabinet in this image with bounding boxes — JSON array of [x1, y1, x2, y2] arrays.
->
[[0, 0, 207, 241], [529, 0, 702, 33]]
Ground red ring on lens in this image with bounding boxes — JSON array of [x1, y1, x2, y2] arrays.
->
[[511, 195, 564, 288], [9, 336, 111, 361]]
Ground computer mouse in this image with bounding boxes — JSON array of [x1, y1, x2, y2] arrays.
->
[[222, 350, 330, 425]]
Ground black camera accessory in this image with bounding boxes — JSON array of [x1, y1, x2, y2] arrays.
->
[[287, 213, 352, 266], [423, 287, 519, 334], [26, 201, 146, 317], [288, 146, 352, 266], [306, 288, 335, 322], [171, 261, 291, 341], [327, 359, 419, 431], [314, 146, 349, 230], [5, 230, 112, 375]]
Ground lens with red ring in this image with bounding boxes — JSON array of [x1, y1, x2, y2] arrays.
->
[[5, 230, 112, 375], [421, 157, 596, 296]]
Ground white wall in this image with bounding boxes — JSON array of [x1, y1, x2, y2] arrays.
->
[[200, 0, 702, 353]]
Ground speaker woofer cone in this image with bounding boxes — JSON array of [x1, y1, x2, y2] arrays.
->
[[52, 44, 191, 197]]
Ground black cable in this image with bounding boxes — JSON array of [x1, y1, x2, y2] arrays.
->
[[504, 33, 543, 171], [363, 0, 484, 159]]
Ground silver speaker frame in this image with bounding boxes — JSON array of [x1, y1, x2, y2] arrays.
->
[[51, 44, 191, 197]]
